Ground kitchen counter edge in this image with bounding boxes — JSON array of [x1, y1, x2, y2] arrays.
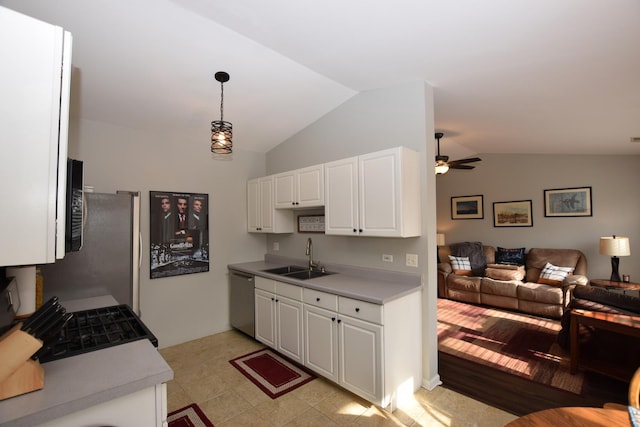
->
[[0, 296, 173, 427], [228, 259, 422, 304]]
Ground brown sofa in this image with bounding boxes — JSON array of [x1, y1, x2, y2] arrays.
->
[[437, 244, 589, 319]]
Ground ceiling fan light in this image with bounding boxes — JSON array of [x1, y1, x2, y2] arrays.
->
[[435, 163, 449, 174]]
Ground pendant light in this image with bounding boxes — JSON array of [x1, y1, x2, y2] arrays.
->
[[211, 71, 232, 158]]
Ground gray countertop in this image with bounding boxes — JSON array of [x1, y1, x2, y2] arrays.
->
[[229, 255, 422, 304], [0, 296, 174, 427]]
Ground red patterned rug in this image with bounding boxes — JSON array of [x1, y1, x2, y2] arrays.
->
[[437, 298, 586, 394], [168, 403, 213, 427], [230, 348, 316, 398]]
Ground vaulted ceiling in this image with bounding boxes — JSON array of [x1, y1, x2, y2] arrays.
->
[[3, 0, 639, 159]]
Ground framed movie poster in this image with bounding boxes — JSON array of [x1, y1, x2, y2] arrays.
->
[[150, 191, 209, 279]]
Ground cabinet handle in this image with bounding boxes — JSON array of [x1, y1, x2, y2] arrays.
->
[[355, 308, 360, 313], [316, 297, 320, 302], [359, 229, 363, 233], [331, 317, 336, 322], [271, 297, 275, 301], [353, 229, 357, 233], [275, 298, 279, 303], [337, 319, 342, 323]]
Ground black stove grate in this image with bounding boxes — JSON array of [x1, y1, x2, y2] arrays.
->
[[39, 304, 158, 363]]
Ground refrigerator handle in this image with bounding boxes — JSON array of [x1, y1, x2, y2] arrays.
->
[[139, 232, 142, 268]]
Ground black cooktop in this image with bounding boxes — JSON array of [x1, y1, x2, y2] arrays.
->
[[39, 304, 158, 363]]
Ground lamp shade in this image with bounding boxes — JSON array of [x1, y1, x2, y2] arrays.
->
[[436, 233, 445, 246], [599, 236, 631, 257]]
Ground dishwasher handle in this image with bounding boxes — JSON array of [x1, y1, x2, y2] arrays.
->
[[231, 271, 254, 281]]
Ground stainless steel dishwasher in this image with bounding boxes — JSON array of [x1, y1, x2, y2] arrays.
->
[[229, 270, 255, 337]]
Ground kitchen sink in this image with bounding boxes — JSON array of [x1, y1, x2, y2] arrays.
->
[[262, 265, 307, 275], [281, 269, 334, 280]]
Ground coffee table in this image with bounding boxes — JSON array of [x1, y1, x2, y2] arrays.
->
[[590, 279, 640, 292]]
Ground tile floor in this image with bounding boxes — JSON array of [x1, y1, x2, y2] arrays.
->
[[160, 330, 518, 426]]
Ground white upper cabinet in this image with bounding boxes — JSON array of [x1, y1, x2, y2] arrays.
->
[[325, 147, 421, 237], [247, 176, 294, 234], [274, 164, 324, 209], [0, 7, 73, 266]]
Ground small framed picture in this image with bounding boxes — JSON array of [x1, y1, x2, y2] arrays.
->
[[544, 186, 592, 217], [451, 195, 484, 220], [493, 200, 533, 227], [298, 215, 325, 233]]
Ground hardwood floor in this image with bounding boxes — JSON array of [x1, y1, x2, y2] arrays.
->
[[439, 352, 627, 416], [437, 301, 629, 417]]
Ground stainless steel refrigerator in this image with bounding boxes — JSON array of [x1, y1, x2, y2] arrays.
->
[[41, 191, 141, 313]]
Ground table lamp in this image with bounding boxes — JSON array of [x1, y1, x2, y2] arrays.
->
[[599, 235, 631, 282], [436, 233, 445, 263]]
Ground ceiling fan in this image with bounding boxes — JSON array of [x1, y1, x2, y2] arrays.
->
[[435, 132, 481, 174]]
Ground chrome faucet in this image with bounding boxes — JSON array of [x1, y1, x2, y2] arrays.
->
[[305, 237, 318, 271]]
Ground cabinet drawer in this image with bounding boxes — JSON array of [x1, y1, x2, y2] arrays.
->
[[338, 297, 383, 324], [303, 288, 338, 311], [255, 276, 276, 292], [276, 281, 303, 301], [255, 276, 276, 293]]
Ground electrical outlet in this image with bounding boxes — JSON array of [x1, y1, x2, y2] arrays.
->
[[406, 253, 418, 267], [273, 242, 279, 251], [382, 254, 393, 262]]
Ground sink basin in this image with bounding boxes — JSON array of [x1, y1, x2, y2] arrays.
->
[[281, 269, 334, 280], [262, 265, 307, 275]]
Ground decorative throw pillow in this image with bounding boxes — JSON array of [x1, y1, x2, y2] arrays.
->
[[538, 262, 574, 286], [486, 266, 525, 281], [448, 255, 473, 276], [495, 247, 526, 265]]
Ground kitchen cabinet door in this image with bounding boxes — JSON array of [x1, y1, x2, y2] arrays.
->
[[274, 164, 324, 209], [324, 147, 421, 238], [276, 295, 304, 364], [247, 176, 294, 233], [324, 157, 359, 235], [254, 288, 277, 348], [304, 304, 339, 382], [255, 278, 304, 363], [338, 314, 383, 404], [0, 7, 72, 265]]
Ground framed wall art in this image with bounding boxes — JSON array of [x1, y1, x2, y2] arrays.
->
[[493, 200, 533, 227], [149, 191, 209, 279], [298, 215, 325, 233], [451, 195, 484, 220], [544, 186, 592, 217]]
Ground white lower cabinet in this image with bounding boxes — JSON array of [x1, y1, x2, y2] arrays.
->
[[254, 277, 304, 364], [257, 276, 421, 411], [338, 314, 383, 403], [304, 304, 339, 382], [303, 287, 420, 411]]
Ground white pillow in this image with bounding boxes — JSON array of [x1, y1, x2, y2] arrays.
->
[[448, 255, 472, 276], [538, 262, 574, 286]]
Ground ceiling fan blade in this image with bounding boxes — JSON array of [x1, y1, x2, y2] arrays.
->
[[449, 164, 475, 170], [448, 157, 482, 165]]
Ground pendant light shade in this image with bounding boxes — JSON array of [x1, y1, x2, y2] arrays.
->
[[211, 71, 232, 157]]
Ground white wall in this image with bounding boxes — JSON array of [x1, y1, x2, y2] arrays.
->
[[265, 81, 441, 389], [436, 153, 640, 281], [68, 118, 267, 347]]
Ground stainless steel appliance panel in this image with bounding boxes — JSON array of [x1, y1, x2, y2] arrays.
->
[[40, 192, 141, 313], [229, 270, 255, 337]]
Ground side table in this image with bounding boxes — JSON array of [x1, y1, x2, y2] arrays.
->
[[590, 278, 640, 292], [570, 309, 640, 381]]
